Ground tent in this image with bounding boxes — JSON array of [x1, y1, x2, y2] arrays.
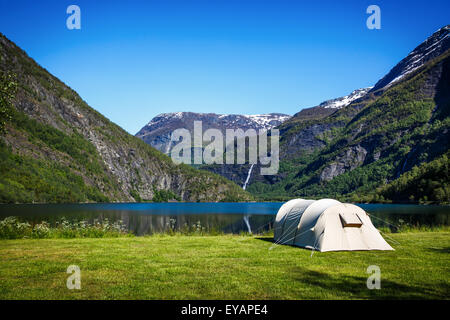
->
[[273, 198, 393, 252]]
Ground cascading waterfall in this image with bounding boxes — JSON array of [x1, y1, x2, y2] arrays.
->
[[242, 164, 254, 190], [165, 139, 172, 154]]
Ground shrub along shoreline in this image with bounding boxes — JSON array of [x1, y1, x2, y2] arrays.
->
[[0, 216, 131, 239]]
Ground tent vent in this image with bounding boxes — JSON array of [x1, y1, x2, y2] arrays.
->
[[339, 212, 363, 228]]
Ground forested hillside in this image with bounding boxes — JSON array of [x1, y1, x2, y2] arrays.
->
[[0, 33, 251, 203]]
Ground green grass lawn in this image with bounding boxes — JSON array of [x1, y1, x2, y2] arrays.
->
[[0, 232, 449, 299]]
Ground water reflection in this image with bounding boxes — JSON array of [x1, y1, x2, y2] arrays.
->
[[0, 203, 280, 235], [0, 202, 448, 235], [358, 204, 450, 228]]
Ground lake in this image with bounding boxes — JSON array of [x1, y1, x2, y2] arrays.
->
[[0, 202, 448, 235]]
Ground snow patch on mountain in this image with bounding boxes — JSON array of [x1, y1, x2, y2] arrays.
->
[[372, 25, 449, 91], [319, 87, 372, 109], [142, 112, 290, 132], [136, 112, 291, 154], [242, 113, 291, 128], [387, 27, 449, 87]]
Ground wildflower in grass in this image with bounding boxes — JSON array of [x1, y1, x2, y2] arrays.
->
[[0, 216, 131, 239], [32, 221, 51, 238]]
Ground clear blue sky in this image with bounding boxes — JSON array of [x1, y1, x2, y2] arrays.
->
[[0, 0, 449, 134]]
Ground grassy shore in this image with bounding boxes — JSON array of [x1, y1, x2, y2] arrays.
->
[[0, 232, 449, 299]]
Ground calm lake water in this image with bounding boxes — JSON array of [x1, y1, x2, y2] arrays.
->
[[0, 202, 448, 235]]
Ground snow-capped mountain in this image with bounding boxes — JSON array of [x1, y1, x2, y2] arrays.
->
[[372, 25, 449, 91], [289, 87, 372, 123], [318, 87, 372, 109], [136, 112, 290, 154], [217, 113, 291, 128]]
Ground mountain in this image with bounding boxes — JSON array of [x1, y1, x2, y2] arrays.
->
[[277, 26, 449, 163], [371, 25, 449, 92], [0, 33, 251, 203], [134, 26, 450, 203], [199, 88, 371, 188], [248, 25, 450, 203], [136, 112, 290, 154], [313, 87, 372, 110], [278, 87, 372, 159]]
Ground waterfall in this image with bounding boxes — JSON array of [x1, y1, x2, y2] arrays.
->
[[242, 164, 254, 190], [165, 140, 172, 154]]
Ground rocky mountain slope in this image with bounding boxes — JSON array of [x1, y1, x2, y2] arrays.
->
[[248, 25, 450, 203], [136, 112, 290, 154], [278, 87, 372, 158], [0, 33, 251, 203], [371, 25, 449, 92]]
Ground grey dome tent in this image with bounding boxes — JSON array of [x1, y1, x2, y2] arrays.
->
[[274, 199, 393, 252]]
